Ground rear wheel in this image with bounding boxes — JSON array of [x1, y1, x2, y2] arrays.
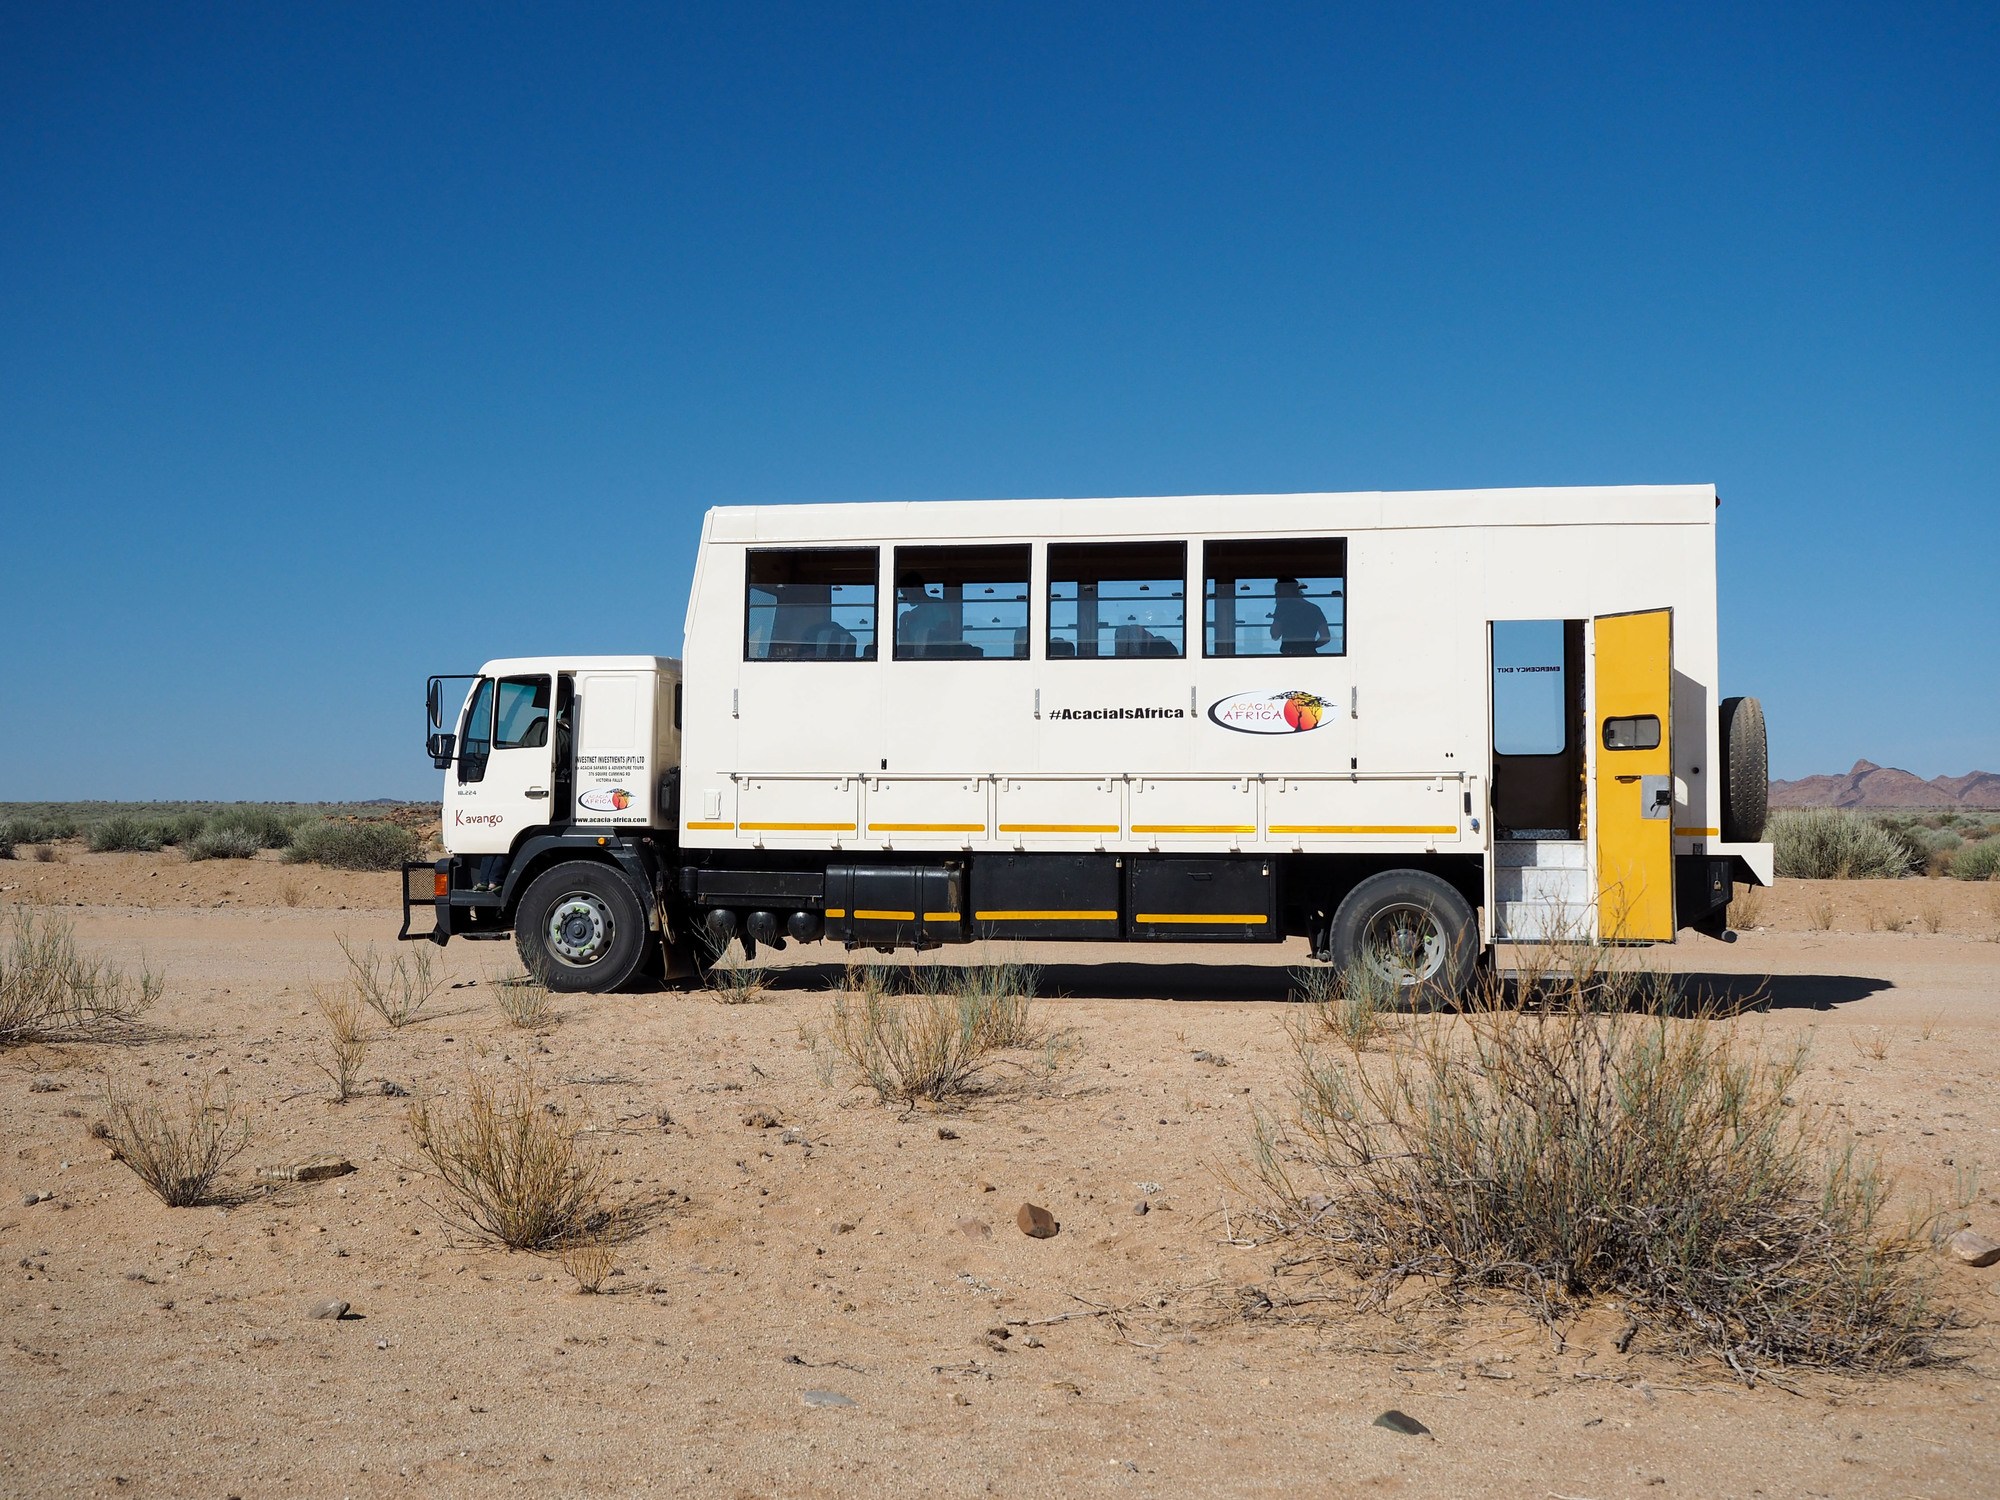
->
[[514, 861, 652, 993], [1326, 870, 1478, 1003]]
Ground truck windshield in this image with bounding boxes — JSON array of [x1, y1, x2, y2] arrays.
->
[[458, 679, 493, 783]]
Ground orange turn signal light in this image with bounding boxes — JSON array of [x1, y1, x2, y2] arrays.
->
[[434, 870, 450, 898]]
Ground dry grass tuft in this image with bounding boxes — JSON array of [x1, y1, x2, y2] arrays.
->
[[278, 878, 307, 909], [339, 935, 442, 1028], [492, 972, 557, 1029], [0, 907, 160, 1047], [812, 963, 1059, 1107], [557, 1231, 620, 1292], [1731, 883, 1768, 930], [313, 986, 369, 1102], [1290, 960, 1395, 1049], [407, 1072, 614, 1250], [699, 934, 766, 1004], [103, 1078, 249, 1207], [1251, 957, 1950, 1377], [1807, 895, 1837, 932]]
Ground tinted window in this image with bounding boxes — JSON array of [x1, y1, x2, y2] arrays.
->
[[1492, 620, 1566, 755], [1203, 539, 1345, 657], [457, 679, 493, 784], [1603, 715, 1662, 751], [1048, 541, 1185, 659], [894, 545, 1031, 660], [745, 549, 878, 661], [493, 676, 550, 750]]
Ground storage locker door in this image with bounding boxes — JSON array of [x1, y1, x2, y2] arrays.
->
[[1591, 609, 1675, 941]]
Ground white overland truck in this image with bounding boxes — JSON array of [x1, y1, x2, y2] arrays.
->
[[402, 485, 1774, 996]]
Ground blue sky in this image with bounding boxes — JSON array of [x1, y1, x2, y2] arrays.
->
[[2, 3, 1994, 798]]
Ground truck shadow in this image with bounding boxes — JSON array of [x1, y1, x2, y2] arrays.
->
[[745, 962, 1895, 1012]]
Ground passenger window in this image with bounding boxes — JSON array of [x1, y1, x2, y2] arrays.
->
[[1203, 539, 1345, 657], [1047, 542, 1185, 659], [894, 545, 1031, 660], [745, 549, 878, 662], [1492, 621, 1566, 755], [1603, 715, 1662, 751], [493, 676, 551, 750], [457, 679, 493, 784]]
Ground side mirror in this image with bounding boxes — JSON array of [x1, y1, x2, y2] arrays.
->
[[428, 732, 456, 769], [426, 678, 443, 727]]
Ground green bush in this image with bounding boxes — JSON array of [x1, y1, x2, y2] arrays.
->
[[283, 819, 419, 871], [0, 832, 12, 860], [183, 827, 262, 862], [1769, 809, 1918, 880], [208, 807, 308, 850], [157, 812, 207, 847], [1949, 839, 2000, 881], [89, 815, 165, 854], [1, 817, 70, 847]]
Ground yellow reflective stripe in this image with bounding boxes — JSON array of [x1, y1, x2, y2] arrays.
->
[[739, 821, 857, 831], [922, 911, 961, 922], [866, 822, 984, 832], [1674, 826, 1719, 837], [1131, 824, 1255, 834], [684, 821, 732, 830], [974, 909, 1119, 922], [1268, 824, 1457, 835], [998, 823, 1119, 833], [824, 908, 846, 918], [853, 909, 915, 921], [1136, 913, 1268, 924]]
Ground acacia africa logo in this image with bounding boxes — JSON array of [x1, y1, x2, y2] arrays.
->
[[578, 787, 634, 813], [1207, 689, 1328, 734]]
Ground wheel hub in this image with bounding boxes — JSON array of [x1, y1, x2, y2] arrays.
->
[[1362, 902, 1445, 986], [547, 893, 614, 965]]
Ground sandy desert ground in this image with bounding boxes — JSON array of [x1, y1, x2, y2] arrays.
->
[[3, 851, 1998, 1498]]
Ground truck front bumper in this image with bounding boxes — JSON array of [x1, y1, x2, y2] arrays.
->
[[398, 859, 507, 945]]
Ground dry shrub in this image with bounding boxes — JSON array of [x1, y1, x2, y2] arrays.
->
[[1731, 883, 1768, 930], [103, 1078, 249, 1207], [493, 972, 556, 1029], [1807, 894, 1836, 932], [1290, 960, 1394, 1049], [699, 933, 766, 1003], [814, 964, 1057, 1107], [407, 1072, 612, 1249], [278, 878, 307, 908], [0, 907, 160, 1047], [313, 987, 369, 1102], [558, 1232, 619, 1292], [1916, 892, 1946, 935], [1771, 809, 1919, 880], [339, 935, 441, 1027], [1252, 961, 1949, 1377]]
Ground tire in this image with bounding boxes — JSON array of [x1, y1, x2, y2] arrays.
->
[[1718, 696, 1769, 844], [514, 860, 652, 994], [1325, 870, 1479, 1003]]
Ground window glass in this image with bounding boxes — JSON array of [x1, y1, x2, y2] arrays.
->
[[457, 678, 493, 784], [894, 545, 1031, 660], [493, 676, 551, 750], [1203, 539, 1345, 657], [1047, 542, 1185, 659], [1602, 715, 1662, 751], [745, 549, 878, 661], [1492, 620, 1566, 755]]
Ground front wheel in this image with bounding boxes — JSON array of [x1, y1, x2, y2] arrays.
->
[[1325, 870, 1479, 1004], [514, 861, 653, 993]]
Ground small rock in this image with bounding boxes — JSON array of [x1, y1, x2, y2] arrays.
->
[[1192, 1049, 1213, 1062], [1132, 1200, 1150, 1216], [1021, 1334, 1044, 1348], [742, 1108, 780, 1129], [780, 1128, 806, 1145], [1302, 1192, 1332, 1215], [955, 1216, 991, 1241], [1016, 1203, 1058, 1239], [28, 1077, 63, 1093], [1373, 1409, 1431, 1437], [937, 1127, 959, 1141], [1949, 1229, 2000, 1268], [306, 1298, 350, 1321], [977, 1179, 996, 1193], [986, 1325, 1011, 1340], [801, 1389, 855, 1408], [379, 1081, 410, 1098], [21, 1191, 46, 1206]]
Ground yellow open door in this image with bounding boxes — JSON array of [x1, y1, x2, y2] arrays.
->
[[1592, 608, 1675, 941]]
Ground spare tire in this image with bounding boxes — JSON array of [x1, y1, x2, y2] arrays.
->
[[1718, 696, 1768, 843]]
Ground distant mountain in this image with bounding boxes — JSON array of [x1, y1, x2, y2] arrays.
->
[[1769, 760, 2000, 811]]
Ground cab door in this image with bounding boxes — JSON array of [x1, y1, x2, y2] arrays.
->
[[453, 674, 555, 855], [1591, 609, 1674, 941]]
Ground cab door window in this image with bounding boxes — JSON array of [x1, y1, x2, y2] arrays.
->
[[493, 677, 552, 749], [457, 679, 494, 784]]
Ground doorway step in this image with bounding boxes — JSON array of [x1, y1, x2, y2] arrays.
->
[[1493, 840, 1593, 942]]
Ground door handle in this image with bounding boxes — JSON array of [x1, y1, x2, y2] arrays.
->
[[525, 787, 549, 799], [1614, 775, 1641, 783]]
